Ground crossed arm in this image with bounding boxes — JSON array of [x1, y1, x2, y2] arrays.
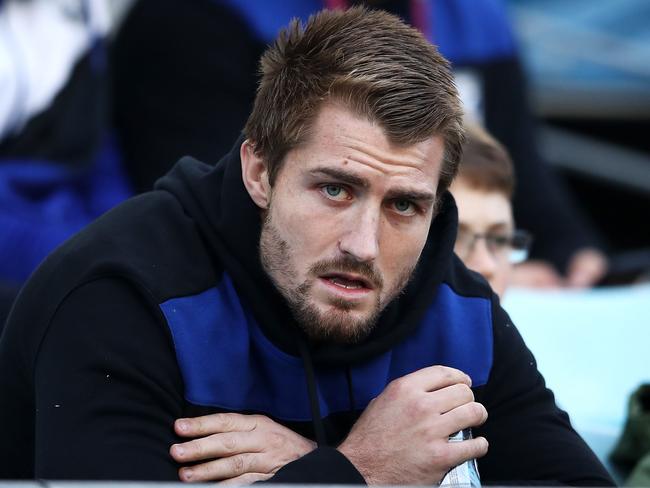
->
[[32, 278, 486, 483], [169, 307, 616, 486], [170, 366, 489, 485], [31, 278, 611, 485]]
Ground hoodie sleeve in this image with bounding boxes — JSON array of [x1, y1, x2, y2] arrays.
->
[[474, 295, 614, 486], [268, 446, 367, 484], [33, 277, 185, 480]]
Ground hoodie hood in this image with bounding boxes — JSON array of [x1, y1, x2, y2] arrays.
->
[[156, 135, 458, 367]]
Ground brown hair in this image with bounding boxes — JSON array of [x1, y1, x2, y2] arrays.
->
[[244, 6, 464, 194], [456, 123, 515, 198]]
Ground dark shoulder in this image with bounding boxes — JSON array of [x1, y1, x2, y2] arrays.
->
[[3, 189, 221, 379], [36, 189, 219, 300]]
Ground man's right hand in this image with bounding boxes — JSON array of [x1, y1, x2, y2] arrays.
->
[[170, 413, 315, 484], [338, 365, 488, 485]]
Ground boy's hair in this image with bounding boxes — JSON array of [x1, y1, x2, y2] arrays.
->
[[457, 123, 515, 199], [244, 7, 464, 194]]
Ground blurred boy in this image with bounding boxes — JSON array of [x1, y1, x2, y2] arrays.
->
[[451, 124, 531, 296]]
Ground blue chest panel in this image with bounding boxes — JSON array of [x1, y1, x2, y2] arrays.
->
[[160, 275, 493, 421]]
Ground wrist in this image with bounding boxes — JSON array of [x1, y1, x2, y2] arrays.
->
[[337, 442, 374, 485]]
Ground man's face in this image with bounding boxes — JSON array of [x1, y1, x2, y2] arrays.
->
[[450, 179, 514, 297], [256, 104, 444, 343]]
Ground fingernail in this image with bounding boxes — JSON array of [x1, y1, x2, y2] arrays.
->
[[177, 420, 189, 432], [182, 468, 193, 481], [173, 445, 185, 457]]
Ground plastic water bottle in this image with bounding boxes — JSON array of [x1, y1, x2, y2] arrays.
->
[[439, 428, 481, 487]]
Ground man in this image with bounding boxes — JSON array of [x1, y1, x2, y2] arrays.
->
[[450, 123, 531, 297], [0, 7, 612, 485], [158, 124, 560, 484]]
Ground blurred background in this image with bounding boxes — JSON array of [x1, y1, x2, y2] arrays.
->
[[508, 0, 650, 264]]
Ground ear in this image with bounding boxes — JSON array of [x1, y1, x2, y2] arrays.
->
[[240, 139, 271, 209]]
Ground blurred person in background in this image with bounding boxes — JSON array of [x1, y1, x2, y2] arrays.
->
[[450, 123, 531, 297], [437, 0, 609, 289], [0, 0, 132, 326]]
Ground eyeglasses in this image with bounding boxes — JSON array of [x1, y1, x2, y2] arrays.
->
[[455, 228, 533, 264]]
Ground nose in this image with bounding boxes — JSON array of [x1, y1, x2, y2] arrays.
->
[[465, 238, 498, 283], [338, 207, 380, 263]]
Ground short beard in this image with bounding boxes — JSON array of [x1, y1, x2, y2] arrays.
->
[[260, 213, 416, 344]]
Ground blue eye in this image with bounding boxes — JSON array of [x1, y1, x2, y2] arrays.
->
[[325, 185, 342, 197], [394, 200, 413, 213], [321, 185, 350, 201]]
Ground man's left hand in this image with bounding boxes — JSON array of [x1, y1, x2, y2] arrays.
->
[[170, 412, 316, 484]]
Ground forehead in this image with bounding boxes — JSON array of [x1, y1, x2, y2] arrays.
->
[[451, 180, 513, 231], [281, 103, 444, 191]]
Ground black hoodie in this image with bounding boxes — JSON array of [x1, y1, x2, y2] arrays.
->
[[0, 139, 613, 485]]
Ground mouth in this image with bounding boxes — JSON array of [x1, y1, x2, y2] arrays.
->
[[319, 273, 374, 291]]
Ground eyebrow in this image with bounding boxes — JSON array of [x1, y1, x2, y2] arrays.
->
[[309, 166, 436, 204], [487, 222, 512, 233], [385, 188, 436, 204], [309, 167, 369, 188], [458, 222, 512, 233]]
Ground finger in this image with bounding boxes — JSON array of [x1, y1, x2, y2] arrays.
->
[[445, 436, 489, 468], [171, 430, 263, 463], [219, 472, 274, 485], [401, 365, 472, 392], [178, 453, 259, 482], [567, 249, 607, 288], [175, 412, 259, 437], [567, 260, 604, 288], [440, 402, 488, 434], [431, 383, 475, 414]]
